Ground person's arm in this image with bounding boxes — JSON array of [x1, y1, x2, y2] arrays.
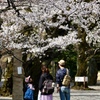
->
[[56, 70, 61, 92]]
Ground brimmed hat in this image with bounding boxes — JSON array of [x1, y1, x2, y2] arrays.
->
[[58, 60, 65, 66]]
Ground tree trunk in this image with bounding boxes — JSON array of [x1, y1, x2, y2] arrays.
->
[[87, 58, 98, 85], [76, 52, 88, 88], [12, 49, 24, 100], [75, 27, 89, 88]]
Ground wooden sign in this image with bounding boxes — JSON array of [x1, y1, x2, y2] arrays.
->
[[75, 76, 88, 82]]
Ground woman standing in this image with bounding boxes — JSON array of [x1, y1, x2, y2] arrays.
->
[[39, 64, 54, 100]]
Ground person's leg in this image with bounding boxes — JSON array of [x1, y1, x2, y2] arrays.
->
[[67, 88, 70, 100], [60, 86, 66, 100], [65, 87, 70, 100]]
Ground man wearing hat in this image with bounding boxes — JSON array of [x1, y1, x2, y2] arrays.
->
[[56, 59, 70, 100]]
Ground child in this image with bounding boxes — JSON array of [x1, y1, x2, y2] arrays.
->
[[24, 76, 35, 100]]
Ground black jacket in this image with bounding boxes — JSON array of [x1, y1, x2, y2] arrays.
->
[[39, 73, 53, 91]]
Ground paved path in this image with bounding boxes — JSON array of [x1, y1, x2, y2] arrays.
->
[[1, 81, 100, 100], [53, 89, 100, 100], [0, 86, 100, 100]]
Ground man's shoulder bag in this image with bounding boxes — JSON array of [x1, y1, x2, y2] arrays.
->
[[62, 68, 71, 86]]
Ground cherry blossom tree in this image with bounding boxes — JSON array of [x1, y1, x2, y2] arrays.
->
[[0, 0, 99, 54], [0, 0, 100, 98]]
